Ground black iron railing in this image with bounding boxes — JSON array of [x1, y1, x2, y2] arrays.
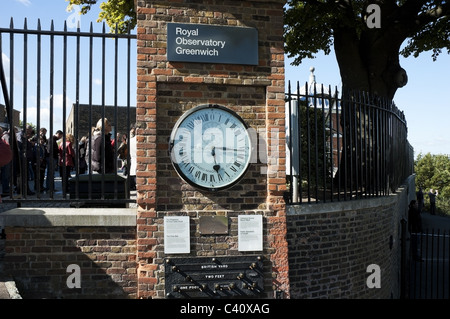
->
[[285, 81, 414, 204], [408, 229, 450, 299], [0, 18, 136, 208]]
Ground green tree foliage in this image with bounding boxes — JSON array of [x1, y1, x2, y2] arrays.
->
[[285, 1, 448, 190], [284, 1, 450, 100], [66, 0, 136, 33], [415, 153, 450, 216]]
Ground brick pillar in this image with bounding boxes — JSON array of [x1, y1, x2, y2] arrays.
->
[[136, 0, 287, 299]]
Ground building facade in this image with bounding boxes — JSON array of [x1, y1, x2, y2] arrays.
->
[[0, 104, 20, 130], [66, 104, 136, 139]]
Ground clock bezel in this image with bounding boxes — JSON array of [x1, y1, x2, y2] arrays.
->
[[169, 104, 252, 192]]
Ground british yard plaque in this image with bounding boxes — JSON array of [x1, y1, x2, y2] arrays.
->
[[164, 256, 264, 298], [167, 23, 258, 65]]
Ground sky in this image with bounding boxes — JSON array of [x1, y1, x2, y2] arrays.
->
[[0, 0, 136, 137], [1, 0, 450, 158]]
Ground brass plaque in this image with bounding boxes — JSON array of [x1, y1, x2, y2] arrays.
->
[[199, 216, 228, 235]]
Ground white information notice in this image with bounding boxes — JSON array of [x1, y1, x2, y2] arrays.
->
[[164, 216, 190, 254], [238, 215, 263, 252]]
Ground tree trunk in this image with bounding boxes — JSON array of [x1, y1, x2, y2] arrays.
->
[[334, 25, 408, 100], [332, 26, 408, 194]]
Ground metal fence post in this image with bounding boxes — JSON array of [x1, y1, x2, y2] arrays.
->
[[400, 218, 407, 299]]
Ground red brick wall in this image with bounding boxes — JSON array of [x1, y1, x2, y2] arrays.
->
[[136, 0, 287, 299], [3, 226, 137, 299], [286, 181, 411, 299]]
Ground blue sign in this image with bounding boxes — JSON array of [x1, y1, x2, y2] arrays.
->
[[167, 23, 258, 65]]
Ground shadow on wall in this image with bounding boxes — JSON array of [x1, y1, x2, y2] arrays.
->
[[1, 209, 137, 299]]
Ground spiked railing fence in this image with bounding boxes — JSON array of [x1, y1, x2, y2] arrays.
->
[[285, 81, 414, 204]]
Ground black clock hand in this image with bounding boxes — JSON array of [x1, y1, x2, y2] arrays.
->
[[221, 147, 244, 152], [211, 147, 221, 172]]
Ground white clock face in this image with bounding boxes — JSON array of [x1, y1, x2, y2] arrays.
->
[[169, 104, 252, 192]]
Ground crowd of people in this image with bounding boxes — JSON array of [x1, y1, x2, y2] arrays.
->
[[0, 119, 137, 198]]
